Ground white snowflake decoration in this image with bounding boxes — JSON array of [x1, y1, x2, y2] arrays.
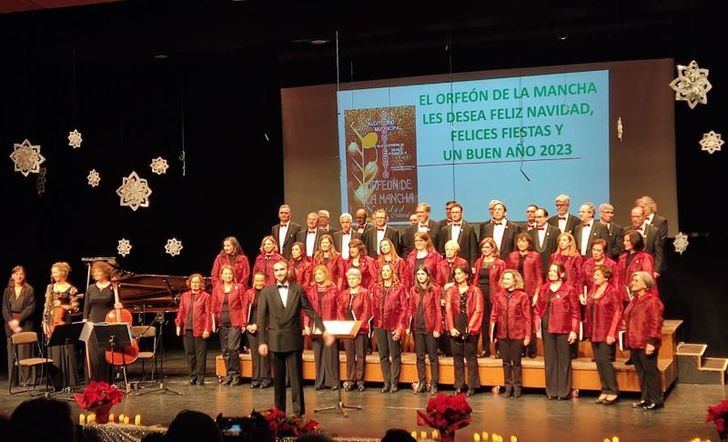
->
[[68, 130, 83, 149], [165, 238, 183, 257], [150, 156, 169, 175], [116, 171, 152, 211], [617, 117, 623, 142], [673, 232, 689, 255], [669, 60, 712, 109], [699, 130, 724, 155], [87, 169, 101, 187], [36, 167, 47, 196], [117, 238, 132, 257], [10, 139, 46, 177]]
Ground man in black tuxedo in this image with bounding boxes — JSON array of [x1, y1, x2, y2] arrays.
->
[[271, 204, 302, 260], [402, 203, 440, 257], [354, 208, 370, 235], [629, 206, 665, 277], [547, 194, 580, 234], [573, 202, 610, 257], [362, 209, 401, 257], [523, 204, 539, 231], [257, 260, 334, 416], [332, 213, 362, 259], [438, 202, 478, 265], [436, 200, 458, 231], [530, 208, 560, 276], [317, 209, 333, 234], [295, 212, 323, 259], [636, 196, 668, 274], [478, 200, 522, 260], [598, 203, 624, 259]]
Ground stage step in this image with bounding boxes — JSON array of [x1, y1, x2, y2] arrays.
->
[[676, 342, 727, 386]]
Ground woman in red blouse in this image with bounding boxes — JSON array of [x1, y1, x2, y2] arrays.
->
[[341, 239, 378, 290], [506, 233, 543, 358], [252, 236, 285, 286], [405, 265, 442, 395], [535, 263, 580, 399], [376, 238, 409, 289], [550, 232, 584, 293], [581, 264, 622, 405], [175, 273, 212, 385], [288, 242, 312, 288], [370, 263, 408, 393], [211, 265, 247, 385], [474, 237, 506, 358], [338, 268, 371, 392], [445, 264, 484, 396], [313, 234, 344, 289], [406, 232, 442, 288], [489, 269, 531, 398], [210, 236, 250, 289], [616, 231, 656, 303], [436, 240, 468, 291], [305, 265, 340, 390], [624, 271, 664, 410], [581, 239, 617, 293]]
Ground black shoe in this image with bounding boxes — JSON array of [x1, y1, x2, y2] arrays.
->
[[415, 382, 427, 394], [197, 378, 206, 385], [527, 352, 537, 359], [187, 377, 197, 385], [231, 376, 241, 386], [632, 400, 648, 408], [358, 383, 366, 392], [260, 380, 271, 389], [514, 387, 522, 399], [250, 381, 260, 389], [466, 389, 475, 397], [390, 385, 399, 393], [222, 376, 233, 385], [501, 386, 513, 398], [603, 396, 619, 406], [547, 395, 557, 400], [381, 384, 390, 393], [642, 402, 664, 410]]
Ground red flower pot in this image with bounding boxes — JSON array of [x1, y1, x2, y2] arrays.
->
[[91, 403, 114, 424]]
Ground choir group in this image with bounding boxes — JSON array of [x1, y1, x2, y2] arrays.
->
[[2, 193, 667, 410]]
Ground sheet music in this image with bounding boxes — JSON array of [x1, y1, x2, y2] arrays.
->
[[79, 321, 94, 342], [618, 330, 625, 352]]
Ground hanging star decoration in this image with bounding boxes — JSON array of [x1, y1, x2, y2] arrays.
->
[[617, 117, 624, 142], [150, 156, 169, 175], [699, 130, 724, 155], [10, 139, 46, 177], [87, 169, 101, 187], [117, 238, 132, 257], [68, 129, 83, 149], [669, 60, 712, 109], [116, 171, 152, 211], [36, 167, 47, 196], [165, 238, 183, 257], [673, 232, 689, 255]]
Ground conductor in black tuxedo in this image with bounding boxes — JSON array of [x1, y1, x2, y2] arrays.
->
[[573, 202, 610, 256], [272, 204, 302, 259], [257, 260, 335, 416], [478, 200, 522, 260], [438, 202, 478, 265], [402, 203, 440, 257], [529, 208, 560, 276], [547, 194, 580, 234], [362, 208, 401, 257]]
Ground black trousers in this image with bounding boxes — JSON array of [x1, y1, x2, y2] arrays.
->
[[218, 325, 241, 376], [272, 350, 305, 415], [183, 333, 207, 379], [246, 331, 271, 382], [312, 338, 339, 388], [633, 348, 664, 405], [414, 332, 439, 384], [374, 328, 402, 387], [542, 330, 572, 398], [478, 289, 492, 355], [498, 338, 523, 389], [592, 341, 618, 395], [450, 334, 480, 390], [343, 334, 367, 383]]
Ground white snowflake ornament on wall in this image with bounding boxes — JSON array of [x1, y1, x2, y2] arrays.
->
[[673, 232, 689, 255], [165, 238, 183, 257], [150, 156, 169, 175], [699, 131, 724, 155], [116, 171, 152, 211], [617, 117, 624, 142], [68, 130, 83, 149], [117, 238, 132, 257], [10, 139, 46, 177], [669, 60, 712, 109], [87, 169, 101, 187]]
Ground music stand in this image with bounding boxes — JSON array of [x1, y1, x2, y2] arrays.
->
[[91, 322, 133, 391], [313, 320, 363, 418], [45, 322, 85, 399]]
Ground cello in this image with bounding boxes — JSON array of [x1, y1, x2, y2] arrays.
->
[[104, 281, 139, 365]]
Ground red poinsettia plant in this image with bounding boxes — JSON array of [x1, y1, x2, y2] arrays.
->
[[74, 381, 124, 424], [416, 392, 472, 442], [260, 407, 319, 438], [707, 399, 728, 441]]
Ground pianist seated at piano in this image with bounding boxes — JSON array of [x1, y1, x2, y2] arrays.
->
[[83, 261, 122, 382], [211, 265, 247, 386]]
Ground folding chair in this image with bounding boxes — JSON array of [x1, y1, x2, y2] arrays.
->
[[130, 325, 157, 382], [9, 332, 53, 395]]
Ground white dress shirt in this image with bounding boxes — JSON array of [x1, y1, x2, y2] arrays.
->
[[340, 230, 352, 259], [536, 224, 547, 248], [305, 230, 317, 257], [492, 219, 506, 251], [451, 223, 462, 243], [278, 223, 289, 254], [277, 283, 289, 308], [376, 227, 386, 255], [580, 220, 593, 255], [557, 216, 567, 233]]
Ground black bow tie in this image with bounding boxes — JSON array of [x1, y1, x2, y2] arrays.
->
[[377, 228, 385, 231], [558, 216, 567, 220], [452, 223, 462, 227], [536, 227, 545, 231], [492, 222, 502, 225], [277, 284, 288, 289], [307, 231, 316, 234]]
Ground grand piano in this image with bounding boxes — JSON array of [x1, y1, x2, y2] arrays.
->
[[115, 273, 188, 313]]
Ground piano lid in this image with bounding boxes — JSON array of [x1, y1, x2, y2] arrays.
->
[[115, 273, 190, 311]]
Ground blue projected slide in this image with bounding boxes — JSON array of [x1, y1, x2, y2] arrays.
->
[[337, 70, 609, 223]]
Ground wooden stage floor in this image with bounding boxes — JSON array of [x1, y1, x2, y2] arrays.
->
[[0, 350, 725, 442]]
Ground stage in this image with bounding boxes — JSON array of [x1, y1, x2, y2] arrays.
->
[[0, 350, 724, 442]]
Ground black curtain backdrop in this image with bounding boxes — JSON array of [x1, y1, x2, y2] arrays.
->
[[0, 2, 726, 372]]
